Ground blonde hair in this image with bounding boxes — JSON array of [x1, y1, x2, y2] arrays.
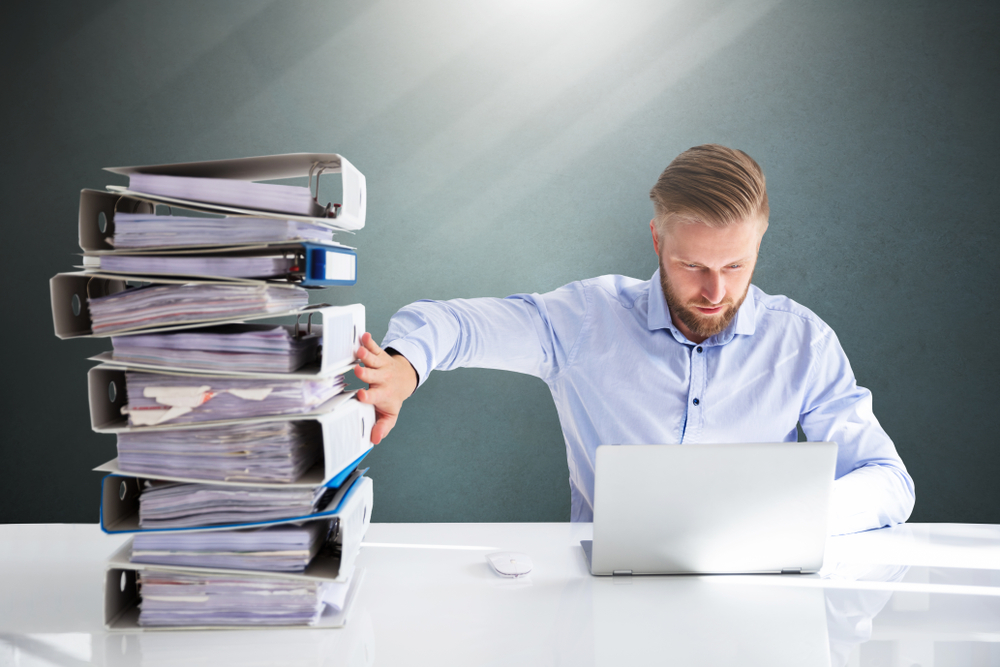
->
[[650, 144, 769, 235]]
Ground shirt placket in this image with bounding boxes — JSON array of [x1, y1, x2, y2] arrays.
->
[[682, 344, 707, 443]]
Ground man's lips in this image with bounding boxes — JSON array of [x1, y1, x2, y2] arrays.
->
[[693, 304, 727, 315]]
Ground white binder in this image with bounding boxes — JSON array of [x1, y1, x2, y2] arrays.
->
[[103, 152, 367, 231]]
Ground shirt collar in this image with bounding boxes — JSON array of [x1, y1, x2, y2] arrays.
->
[[647, 269, 757, 346]]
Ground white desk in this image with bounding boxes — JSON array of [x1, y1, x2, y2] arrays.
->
[[1, 522, 998, 666]]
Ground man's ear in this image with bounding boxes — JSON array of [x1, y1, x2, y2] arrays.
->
[[650, 219, 661, 255]]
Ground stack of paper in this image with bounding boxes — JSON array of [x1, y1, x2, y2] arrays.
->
[[130, 522, 329, 572], [88, 283, 309, 335], [128, 173, 320, 217], [110, 213, 334, 248], [92, 254, 300, 279], [136, 569, 353, 627], [111, 325, 320, 373], [117, 421, 323, 483], [51, 153, 373, 631], [122, 372, 344, 426], [138, 480, 327, 529]]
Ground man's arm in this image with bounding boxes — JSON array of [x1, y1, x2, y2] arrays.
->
[[353, 286, 590, 443], [800, 330, 916, 534]]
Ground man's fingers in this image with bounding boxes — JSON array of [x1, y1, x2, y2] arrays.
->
[[356, 332, 387, 367], [353, 363, 378, 384], [356, 385, 386, 407], [370, 413, 397, 445], [354, 334, 411, 446]]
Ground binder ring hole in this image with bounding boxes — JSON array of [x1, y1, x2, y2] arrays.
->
[[120, 635, 127, 655], [71, 294, 82, 317], [120, 571, 127, 592], [109, 381, 117, 403], [98, 211, 108, 233], [119, 480, 127, 501]]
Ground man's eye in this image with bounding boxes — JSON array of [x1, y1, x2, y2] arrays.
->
[[728, 264, 741, 269]]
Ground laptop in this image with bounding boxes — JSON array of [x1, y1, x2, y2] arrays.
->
[[581, 442, 837, 576]]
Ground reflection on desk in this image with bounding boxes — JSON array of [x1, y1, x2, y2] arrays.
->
[[1, 523, 998, 666]]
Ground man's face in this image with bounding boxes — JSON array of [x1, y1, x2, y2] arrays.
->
[[652, 217, 765, 344]]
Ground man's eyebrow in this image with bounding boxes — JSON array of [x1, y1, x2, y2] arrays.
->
[[670, 255, 754, 266]]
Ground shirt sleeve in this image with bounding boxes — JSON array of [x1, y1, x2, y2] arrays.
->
[[799, 329, 916, 535], [380, 282, 591, 387]]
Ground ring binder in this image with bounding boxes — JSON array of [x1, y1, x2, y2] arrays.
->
[[90, 304, 363, 377], [98, 469, 372, 536], [104, 153, 367, 231]]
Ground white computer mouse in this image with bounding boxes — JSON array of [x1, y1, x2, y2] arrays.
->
[[486, 551, 533, 578]]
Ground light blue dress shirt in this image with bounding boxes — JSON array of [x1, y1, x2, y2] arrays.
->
[[383, 270, 915, 533]]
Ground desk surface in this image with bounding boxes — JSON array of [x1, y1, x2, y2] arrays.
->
[[1, 522, 998, 666]]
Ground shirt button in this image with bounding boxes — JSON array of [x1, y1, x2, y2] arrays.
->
[[696, 346, 703, 353], [693, 398, 700, 406]]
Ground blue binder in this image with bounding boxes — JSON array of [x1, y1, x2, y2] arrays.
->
[[100, 461, 371, 535]]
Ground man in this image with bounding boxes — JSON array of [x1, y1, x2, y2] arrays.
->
[[353, 144, 915, 535]]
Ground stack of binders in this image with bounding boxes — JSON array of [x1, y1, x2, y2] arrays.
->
[[50, 154, 376, 631]]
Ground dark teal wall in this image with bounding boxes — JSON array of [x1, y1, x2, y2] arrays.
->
[[2, 0, 997, 523]]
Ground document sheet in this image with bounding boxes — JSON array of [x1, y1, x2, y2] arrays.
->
[[130, 521, 329, 572], [117, 421, 323, 483], [110, 213, 334, 248], [136, 569, 352, 627], [111, 325, 320, 373], [88, 283, 309, 335], [122, 371, 344, 426], [137, 480, 328, 529], [94, 254, 299, 279], [128, 173, 319, 217]]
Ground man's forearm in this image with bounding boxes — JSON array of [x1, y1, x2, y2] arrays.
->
[[829, 464, 915, 535], [380, 292, 576, 387]]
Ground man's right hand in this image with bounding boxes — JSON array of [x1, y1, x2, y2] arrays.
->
[[354, 332, 418, 445]]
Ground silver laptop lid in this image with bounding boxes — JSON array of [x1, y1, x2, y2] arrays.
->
[[589, 442, 837, 576]]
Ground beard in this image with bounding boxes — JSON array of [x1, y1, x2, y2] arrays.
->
[[659, 257, 752, 340]]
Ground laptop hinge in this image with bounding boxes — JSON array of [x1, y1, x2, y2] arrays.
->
[[780, 567, 802, 575], [612, 570, 632, 576]]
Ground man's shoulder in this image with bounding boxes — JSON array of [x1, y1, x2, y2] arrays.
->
[[575, 274, 650, 309], [535, 275, 649, 316], [749, 285, 833, 335]]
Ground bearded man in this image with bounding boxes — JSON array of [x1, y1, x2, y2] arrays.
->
[[353, 144, 915, 535]]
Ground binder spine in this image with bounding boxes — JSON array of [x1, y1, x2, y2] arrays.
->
[[335, 476, 373, 577], [51, 273, 128, 339], [319, 398, 375, 484], [301, 243, 357, 286], [315, 304, 364, 375], [79, 188, 154, 252]]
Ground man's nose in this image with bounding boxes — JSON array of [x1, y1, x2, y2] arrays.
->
[[702, 271, 726, 304]]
